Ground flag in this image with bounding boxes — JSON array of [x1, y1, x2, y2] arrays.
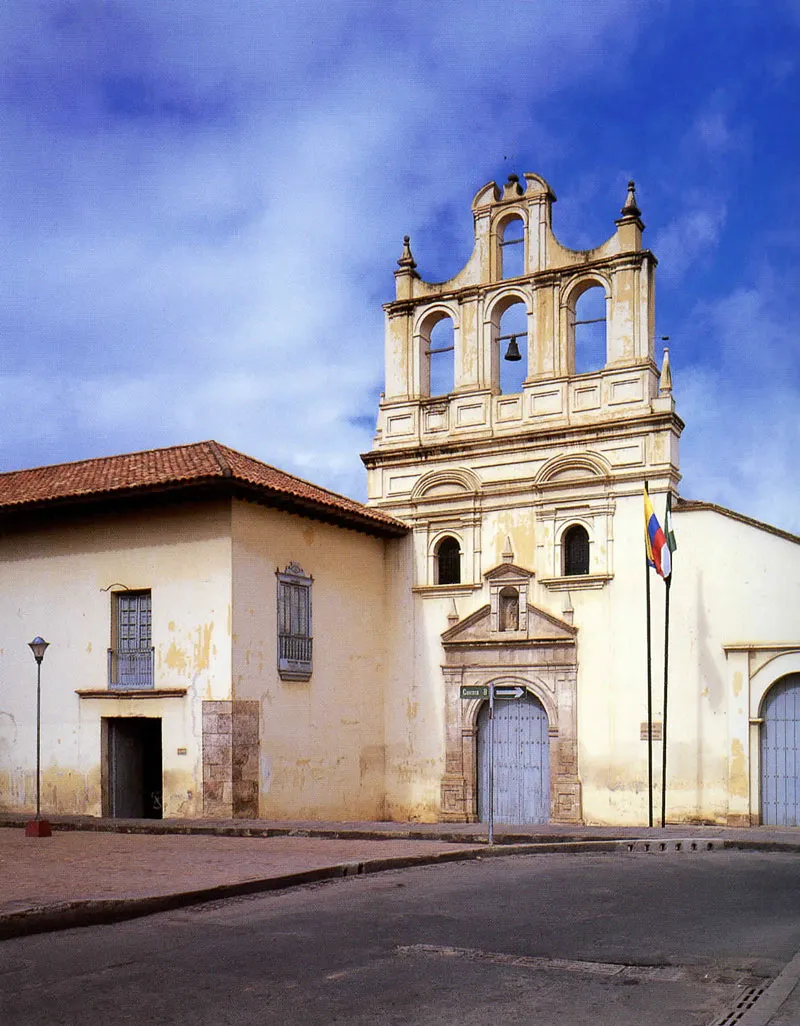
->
[[644, 488, 671, 579], [664, 491, 677, 574]]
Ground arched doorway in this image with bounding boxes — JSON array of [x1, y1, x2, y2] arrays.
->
[[477, 691, 550, 824], [761, 673, 800, 826]]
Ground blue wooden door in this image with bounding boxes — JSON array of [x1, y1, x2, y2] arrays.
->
[[477, 691, 550, 824], [761, 674, 800, 826]]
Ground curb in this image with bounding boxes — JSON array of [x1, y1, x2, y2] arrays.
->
[[5, 834, 800, 942], [738, 949, 800, 1026], [0, 845, 487, 942]]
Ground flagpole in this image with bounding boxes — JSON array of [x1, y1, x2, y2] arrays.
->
[[661, 574, 671, 828], [645, 546, 654, 828]]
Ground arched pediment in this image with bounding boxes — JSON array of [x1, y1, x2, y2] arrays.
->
[[535, 451, 612, 486], [472, 181, 501, 209], [411, 467, 481, 501]]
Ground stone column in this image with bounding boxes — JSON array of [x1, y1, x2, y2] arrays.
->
[[202, 700, 260, 818]]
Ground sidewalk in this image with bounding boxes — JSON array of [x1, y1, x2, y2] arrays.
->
[[1, 815, 798, 1024]]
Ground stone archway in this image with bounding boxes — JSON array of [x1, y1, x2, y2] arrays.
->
[[439, 602, 581, 823]]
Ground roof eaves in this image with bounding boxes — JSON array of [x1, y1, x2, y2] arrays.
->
[[675, 497, 800, 546]]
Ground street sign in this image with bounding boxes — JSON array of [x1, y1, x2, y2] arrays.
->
[[460, 685, 525, 700], [460, 685, 489, 700], [493, 686, 525, 700]]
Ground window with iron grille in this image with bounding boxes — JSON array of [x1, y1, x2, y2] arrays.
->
[[109, 590, 154, 689], [563, 525, 590, 576], [277, 563, 313, 681]]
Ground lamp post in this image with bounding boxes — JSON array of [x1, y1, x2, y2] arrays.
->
[[25, 636, 51, 838]]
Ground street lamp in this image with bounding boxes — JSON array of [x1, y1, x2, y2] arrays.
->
[[25, 636, 51, 838]]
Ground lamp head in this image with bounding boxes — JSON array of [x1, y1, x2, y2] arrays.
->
[[28, 637, 49, 664]]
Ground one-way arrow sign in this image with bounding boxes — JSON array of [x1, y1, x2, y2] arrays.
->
[[493, 685, 525, 700]]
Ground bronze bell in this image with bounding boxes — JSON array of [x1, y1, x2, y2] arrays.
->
[[504, 336, 522, 362]]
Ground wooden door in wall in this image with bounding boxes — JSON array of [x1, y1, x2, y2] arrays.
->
[[761, 674, 800, 826], [477, 692, 550, 824]]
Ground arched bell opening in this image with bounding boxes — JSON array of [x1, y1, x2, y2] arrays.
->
[[567, 281, 608, 375], [499, 215, 525, 280], [497, 300, 528, 396]]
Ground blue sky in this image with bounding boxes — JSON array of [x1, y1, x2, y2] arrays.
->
[[2, 1, 799, 531]]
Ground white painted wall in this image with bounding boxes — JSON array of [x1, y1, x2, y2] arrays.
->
[[0, 502, 232, 817], [231, 500, 394, 820]]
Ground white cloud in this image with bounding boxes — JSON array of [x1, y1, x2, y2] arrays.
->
[[676, 279, 800, 534], [0, 0, 646, 498], [653, 204, 728, 283]]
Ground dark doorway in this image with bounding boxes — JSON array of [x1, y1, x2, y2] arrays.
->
[[104, 717, 163, 818]]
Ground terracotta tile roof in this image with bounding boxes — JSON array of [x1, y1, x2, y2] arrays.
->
[[0, 441, 408, 537]]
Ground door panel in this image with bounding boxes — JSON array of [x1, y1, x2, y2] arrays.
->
[[761, 674, 800, 826], [477, 691, 550, 824]]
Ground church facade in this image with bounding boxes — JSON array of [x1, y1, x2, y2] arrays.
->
[[1, 173, 798, 827]]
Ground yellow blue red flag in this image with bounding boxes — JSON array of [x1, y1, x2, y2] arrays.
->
[[644, 488, 671, 579]]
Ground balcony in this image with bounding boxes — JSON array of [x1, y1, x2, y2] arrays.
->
[[278, 634, 312, 681], [108, 647, 155, 690]]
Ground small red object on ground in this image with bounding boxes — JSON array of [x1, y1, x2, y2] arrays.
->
[[25, 820, 52, 838]]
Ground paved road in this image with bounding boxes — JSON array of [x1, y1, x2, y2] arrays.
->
[[1, 850, 799, 1025]]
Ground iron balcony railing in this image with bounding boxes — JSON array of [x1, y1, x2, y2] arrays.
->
[[108, 647, 155, 690], [279, 634, 313, 665]]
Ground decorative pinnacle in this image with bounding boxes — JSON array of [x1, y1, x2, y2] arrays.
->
[[620, 180, 641, 218], [659, 341, 673, 395], [397, 234, 417, 269], [502, 536, 514, 563]]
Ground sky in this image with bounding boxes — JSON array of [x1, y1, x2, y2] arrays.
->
[[2, 0, 799, 532]]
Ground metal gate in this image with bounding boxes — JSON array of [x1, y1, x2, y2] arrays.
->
[[477, 691, 550, 824], [761, 674, 800, 826]]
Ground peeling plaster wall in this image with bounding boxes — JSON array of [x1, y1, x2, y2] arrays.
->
[[574, 498, 800, 826], [0, 501, 232, 817], [665, 508, 800, 825], [230, 500, 394, 821]]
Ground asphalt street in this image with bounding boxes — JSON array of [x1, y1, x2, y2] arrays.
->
[[1, 850, 798, 1025]]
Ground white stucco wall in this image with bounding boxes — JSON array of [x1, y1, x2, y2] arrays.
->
[[569, 498, 800, 826], [0, 501, 232, 817], [230, 500, 397, 820]]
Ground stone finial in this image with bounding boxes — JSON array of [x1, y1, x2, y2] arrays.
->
[[502, 536, 514, 563], [659, 343, 673, 395], [620, 180, 641, 219], [397, 234, 417, 269], [562, 592, 574, 625], [447, 599, 459, 626], [502, 173, 524, 200]]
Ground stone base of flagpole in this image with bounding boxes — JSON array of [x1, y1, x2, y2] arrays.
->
[[25, 819, 52, 838]]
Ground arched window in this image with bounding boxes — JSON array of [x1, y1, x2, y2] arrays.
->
[[499, 217, 525, 279], [428, 316, 455, 397], [436, 536, 461, 585], [499, 587, 520, 631], [563, 525, 590, 576], [573, 285, 607, 374], [498, 300, 527, 396]]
